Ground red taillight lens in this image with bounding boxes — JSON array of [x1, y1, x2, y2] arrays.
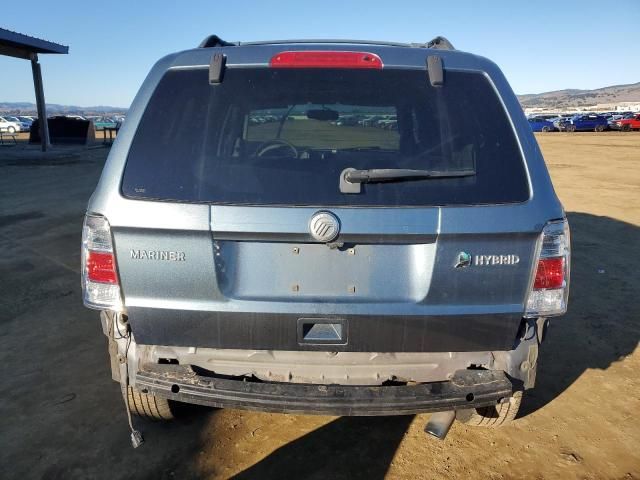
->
[[270, 51, 383, 69], [86, 251, 118, 284], [533, 257, 564, 289]]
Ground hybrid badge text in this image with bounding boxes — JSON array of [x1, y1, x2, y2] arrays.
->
[[455, 251, 520, 268]]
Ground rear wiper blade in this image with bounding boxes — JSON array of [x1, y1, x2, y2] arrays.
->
[[339, 146, 394, 152], [340, 167, 475, 193], [346, 168, 475, 182]]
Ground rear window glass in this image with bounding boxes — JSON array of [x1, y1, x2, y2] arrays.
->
[[122, 68, 529, 206]]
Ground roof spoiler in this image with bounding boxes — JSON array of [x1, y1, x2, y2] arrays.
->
[[198, 35, 236, 48], [197, 35, 455, 50], [425, 36, 455, 51]]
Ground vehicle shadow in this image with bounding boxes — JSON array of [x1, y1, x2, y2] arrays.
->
[[231, 415, 415, 480], [519, 211, 640, 416]]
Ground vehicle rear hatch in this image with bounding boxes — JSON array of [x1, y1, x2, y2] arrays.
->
[[112, 51, 540, 352]]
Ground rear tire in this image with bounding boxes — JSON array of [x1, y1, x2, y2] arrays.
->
[[566, 125, 576, 132], [456, 390, 522, 427], [622, 124, 631, 132], [7, 126, 16, 134], [541, 126, 550, 132], [126, 386, 174, 420], [595, 124, 605, 132]]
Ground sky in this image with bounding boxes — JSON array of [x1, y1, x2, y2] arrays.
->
[[2, 0, 639, 108]]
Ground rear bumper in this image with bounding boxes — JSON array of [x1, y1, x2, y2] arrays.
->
[[135, 364, 514, 416], [127, 308, 523, 353]]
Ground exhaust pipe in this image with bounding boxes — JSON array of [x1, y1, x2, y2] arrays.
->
[[424, 410, 456, 440]]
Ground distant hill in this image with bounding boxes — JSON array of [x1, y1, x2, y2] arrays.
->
[[3, 81, 640, 114], [0, 102, 127, 115], [517, 82, 640, 109]]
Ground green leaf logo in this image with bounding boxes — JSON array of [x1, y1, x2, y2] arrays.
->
[[455, 252, 472, 268]]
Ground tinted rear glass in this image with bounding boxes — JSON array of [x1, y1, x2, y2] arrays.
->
[[122, 67, 529, 206]]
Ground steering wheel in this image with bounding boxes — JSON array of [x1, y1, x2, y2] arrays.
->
[[255, 139, 298, 158]]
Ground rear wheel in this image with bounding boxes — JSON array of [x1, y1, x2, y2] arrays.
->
[[541, 126, 550, 132], [126, 386, 174, 420], [595, 124, 605, 132], [566, 124, 576, 133], [456, 390, 522, 427], [7, 126, 16, 134], [622, 124, 631, 132]]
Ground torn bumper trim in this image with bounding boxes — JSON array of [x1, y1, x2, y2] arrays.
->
[[135, 365, 513, 416]]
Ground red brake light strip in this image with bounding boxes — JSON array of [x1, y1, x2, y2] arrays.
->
[[270, 51, 383, 69]]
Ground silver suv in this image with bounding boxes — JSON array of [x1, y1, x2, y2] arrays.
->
[[82, 36, 570, 443]]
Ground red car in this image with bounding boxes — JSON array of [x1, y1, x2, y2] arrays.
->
[[613, 114, 640, 131]]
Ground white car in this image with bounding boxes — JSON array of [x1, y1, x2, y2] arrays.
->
[[0, 116, 21, 133]]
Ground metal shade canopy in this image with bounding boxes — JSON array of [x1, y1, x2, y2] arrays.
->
[[0, 28, 69, 151]]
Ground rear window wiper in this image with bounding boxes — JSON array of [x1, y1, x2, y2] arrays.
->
[[339, 146, 396, 152], [339, 167, 475, 193]]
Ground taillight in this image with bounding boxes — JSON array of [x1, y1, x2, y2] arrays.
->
[[86, 251, 118, 284], [533, 257, 564, 289], [270, 51, 383, 69], [525, 220, 570, 317], [81, 214, 122, 310]]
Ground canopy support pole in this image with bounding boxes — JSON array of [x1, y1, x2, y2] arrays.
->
[[30, 53, 50, 151]]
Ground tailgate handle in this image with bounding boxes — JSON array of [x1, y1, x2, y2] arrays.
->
[[298, 318, 347, 345]]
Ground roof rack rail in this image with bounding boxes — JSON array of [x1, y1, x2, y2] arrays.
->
[[197, 36, 456, 50], [426, 36, 455, 50], [198, 35, 237, 48]]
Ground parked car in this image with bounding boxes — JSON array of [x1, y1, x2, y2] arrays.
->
[[611, 113, 640, 131], [551, 116, 572, 131], [360, 115, 385, 127], [378, 115, 398, 129], [92, 116, 118, 130], [0, 116, 21, 133], [528, 114, 559, 121], [335, 115, 360, 126], [528, 117, 556, 132], [18, 116, 35, 128], [83, 36, 570, 444], [560, 114, 608, 132], [5, 116, 32, 132]]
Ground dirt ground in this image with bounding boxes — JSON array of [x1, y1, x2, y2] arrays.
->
[[0, 132, 639, 479]]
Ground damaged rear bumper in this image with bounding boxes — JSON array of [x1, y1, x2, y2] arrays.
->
[[135, 364, 514, 416]]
